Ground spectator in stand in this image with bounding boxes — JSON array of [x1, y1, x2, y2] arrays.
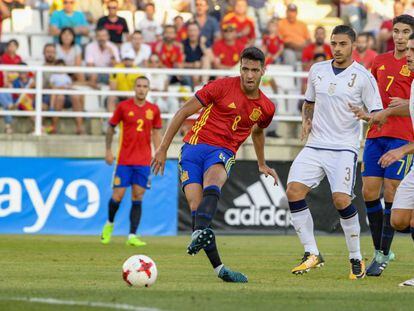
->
[[278, 3, 310, 66], [56, 27, 84, 81], [262, 18, 284, 65], [153, 25, 184, 69], [49, 0, 89, 45], [340, 0, 367, 34], [212, 23, 244, 69], [137, 2, 162, 45], [302, 26, 332, 71], [174, 15, 188, 42], [247, 0, 268, 34], [222, 0, 255, 46], [97, 0, 129, 45], [106, 49, 141, 112], [378, 0, 405, 53], [1, 39, 23, 89], [352, 32, 377, 70], [85, 27, 120, 87], [0, 1, 10, 42], [120, 30, 151, 67], [193, 0, 220, 48]]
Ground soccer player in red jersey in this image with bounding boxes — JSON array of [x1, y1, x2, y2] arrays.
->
[[151, 47, 277, 283], [101, 76, 162, 247], [361, 15, 414, 276]]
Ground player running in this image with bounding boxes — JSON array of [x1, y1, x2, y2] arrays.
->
[[360, 15, 414, 276], [101, 76, 162, 247], [286, 25, 382, 280], [151, 47, 277, 283]]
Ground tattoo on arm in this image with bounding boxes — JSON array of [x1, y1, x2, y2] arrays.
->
[[302, 102, 315, 121]]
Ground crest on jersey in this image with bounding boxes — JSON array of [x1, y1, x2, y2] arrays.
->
[[249, 108, 262, 121], [180, 170, 189, 183], [328, 83, 336, 96], [400, 65, 411, 77], [145, 109, 154, 120], [128, 111, 134, 117], [233, 53, 239, 62], [114, 176, 121, 186]]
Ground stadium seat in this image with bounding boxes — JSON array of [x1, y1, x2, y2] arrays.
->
[[30, 35, 53, 60], [117, 11, 134, 34], [1, 34, 30, 59], [42, 9, 50, 33], [134, 11, 145, 30], [267, 64, 296, 91], [12, 8, 43, 34]]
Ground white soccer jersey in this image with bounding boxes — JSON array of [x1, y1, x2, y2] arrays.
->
[[410, 80, 414, 127], [305, 60, 383, 153]]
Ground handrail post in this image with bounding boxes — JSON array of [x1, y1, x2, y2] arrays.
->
[[34, 67, 43, 136]]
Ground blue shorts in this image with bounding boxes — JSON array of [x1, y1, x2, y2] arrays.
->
[[179, 143, 235, 189], [112, 165, 151, 189], [362, 137, 413, 180]]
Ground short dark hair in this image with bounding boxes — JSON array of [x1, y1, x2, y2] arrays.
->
[[145, 2, 155, 9], [186, 21, 199, 29], [331, 25, 356, 42], [135, 75, 150, 84], [7, 39, 19, 48], [240, 47, 265, 66], [43, 43, 56, 52], [59, 27, 76, 46], [96, 27, 108, 34], [132, 30, 142, 36], [357, 31, 370, 39], [163, 24, 175, 33], [393, 14, 414, 31]]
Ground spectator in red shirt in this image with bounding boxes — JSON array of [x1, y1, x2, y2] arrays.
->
[[302, 26, 332, 71], [352, 32, 377, 70], [153, 25, 184, 69], [378, 0, 405, 53], [174, 15, 188, 42], [262, 18, 284, 65], [0, 1, 11, 42], [212, 23, 245, 69], [0, 39, 23, 89], [222, 0, 255, 46]]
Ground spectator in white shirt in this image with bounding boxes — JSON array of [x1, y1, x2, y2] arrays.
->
[[136, 2, 163, 44], [120, 30, 151, 67]]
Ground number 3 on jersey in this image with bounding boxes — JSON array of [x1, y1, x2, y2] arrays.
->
[[232, 115, 241, 131], [136, 119, 144, 132]]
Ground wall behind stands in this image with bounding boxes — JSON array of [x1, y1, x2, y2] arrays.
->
[[0, 158, 178, 236]]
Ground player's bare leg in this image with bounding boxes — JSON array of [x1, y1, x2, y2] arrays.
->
[[287, 182, 324, 275], [126, 185, 147, 246], [332, 192, 365, 280], [101, 187, 127, 244]]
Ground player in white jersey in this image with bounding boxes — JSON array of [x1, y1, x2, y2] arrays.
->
[[366, 33, 414, 286], [286, 25, 383, 280]]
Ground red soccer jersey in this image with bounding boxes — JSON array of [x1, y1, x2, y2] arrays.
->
[[109, 99, 162, 166], [184, 77, 275, 154], [212, 39, 245, 67], [153, 41, 184, 68], [302, 43, 332, 63], [367, 52, 414, 141], [263, 34, 283, 55], [222, 13, 255, 45], [352, 49, 377, 70]]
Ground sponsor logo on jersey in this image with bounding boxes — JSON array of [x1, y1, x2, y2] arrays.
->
[[145, 109, 154, 120], [249, 108, 262, 122]]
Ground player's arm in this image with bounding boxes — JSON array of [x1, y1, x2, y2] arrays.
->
[[151, 97, 203, 175], [105, 125, 116, 165], [379, 142, 414, 168], [251, 125, 278, 185], [151, 129, 162, 151], [301, 100, 314, 141]]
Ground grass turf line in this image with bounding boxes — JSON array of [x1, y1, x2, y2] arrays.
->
[[0, 235, 413, 311]]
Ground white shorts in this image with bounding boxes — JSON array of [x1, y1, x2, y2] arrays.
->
[[287, 147, 358, 196], [392, 169, 414, 210]]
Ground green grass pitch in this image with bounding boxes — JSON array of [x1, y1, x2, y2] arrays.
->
[[0, 234, 413, 311]]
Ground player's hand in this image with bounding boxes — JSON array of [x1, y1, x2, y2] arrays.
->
[[369, 109, 389, 130], [105, 150, 114, 165], [378, 146, 406, 168], [348, 103, 370, 121], [301, 118, 312, 141], [151, 147, 167, 175], [259, 164, 279, 186], [389, 97, 408, 108]]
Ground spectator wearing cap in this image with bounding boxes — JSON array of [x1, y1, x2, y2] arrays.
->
[[278, 3, 310, 66], [136, 2, 163, 45], [97, 0, 129, 45], [120, 30, 151, 67], [302, 26, 332, 72], [106, 49, 141, 112], [49, 0, 89, 45], [193, 0, 220, 48], [352, 32, 377, 70], [85, 28, 120, 88], [222, 0, 255, 47], [212, 23, 245, 69]]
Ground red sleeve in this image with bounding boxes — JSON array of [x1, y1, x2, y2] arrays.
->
[[371, 56, 379, 80], [258, 103, 275, 128], [152, 105, 162, 129], [109, 103, 123, 126], [195, 79, 223, 106], [302, 46, 312, 62]]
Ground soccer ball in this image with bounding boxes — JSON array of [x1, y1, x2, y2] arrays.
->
[[122, 255, 157, 287]]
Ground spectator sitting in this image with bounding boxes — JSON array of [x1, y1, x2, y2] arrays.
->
[[174, 15, 188, 42], [97, 0, 129, 45], [85, 27, 120, 88], [278, 3, 310, 66], [153, 25, 184, 69], [262, 18, 284, 65], [222, 0, 255, 46], [378, 0, 405, 53], [352, 32, 378, 70], [56, 27, 84, 81], [106, 49, 141, 112], [193, 0, 220, 48], [120, 30, 151, 67], [302, 26, 332, 72], [0, 39, 23, 86], [49, 0, 89, 45], [13, 63, 35, 111], [212, 23, 245, 69], [137, 2, 162, 45]]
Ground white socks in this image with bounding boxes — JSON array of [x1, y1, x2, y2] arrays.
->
[[290, 209, 319, 255], [340, 214, 362, 260], [214, 264, 224, 276]]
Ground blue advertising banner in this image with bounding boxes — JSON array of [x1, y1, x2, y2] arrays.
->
[[0, 158, 178, 236]]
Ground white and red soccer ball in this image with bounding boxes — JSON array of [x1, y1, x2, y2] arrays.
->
[[122, 255, 157, 287]]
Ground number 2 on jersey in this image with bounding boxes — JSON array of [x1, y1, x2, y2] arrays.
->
[[386, 75, 394, 92], [232, 115, 241, 131], [136, 119, 144, 132]]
